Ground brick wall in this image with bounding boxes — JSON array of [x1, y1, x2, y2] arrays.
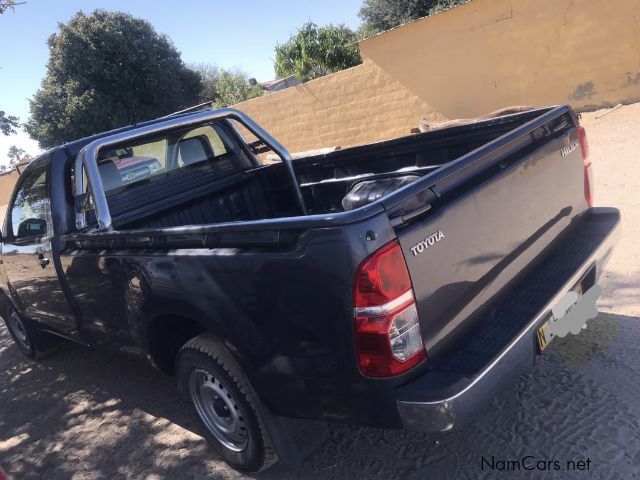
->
[[234, 59, 447, 154]]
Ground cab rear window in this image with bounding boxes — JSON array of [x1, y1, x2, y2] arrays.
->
[[96, 122, 242, 193]]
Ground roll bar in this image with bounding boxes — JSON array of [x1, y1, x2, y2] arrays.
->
[[74, 108, 307, 231]]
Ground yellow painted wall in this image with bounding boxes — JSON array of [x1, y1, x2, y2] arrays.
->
[[236, 0, 640, 154], [234, 59, 446, 154], [1, 171, 19, 227], [359, 0, 640, 119], [0, 170, 20, 207]]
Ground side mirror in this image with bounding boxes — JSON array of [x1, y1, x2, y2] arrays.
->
[[17, 218, 46, 238]]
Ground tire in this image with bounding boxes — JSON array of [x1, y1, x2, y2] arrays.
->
[[176, 333, 278, 473], [2, 305, 61, 359]]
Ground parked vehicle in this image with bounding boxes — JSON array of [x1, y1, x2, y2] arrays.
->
[[114, 155, 162, 185], [0, 106, 619, 472]]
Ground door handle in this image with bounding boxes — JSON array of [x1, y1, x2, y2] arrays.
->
[[38, 254, 50, 269]]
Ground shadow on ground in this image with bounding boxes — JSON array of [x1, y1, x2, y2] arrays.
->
[[1, 309, 639, 480]]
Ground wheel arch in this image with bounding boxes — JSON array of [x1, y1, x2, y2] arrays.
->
[[147, 312, 209, 375], [0, 288, 19, 321]]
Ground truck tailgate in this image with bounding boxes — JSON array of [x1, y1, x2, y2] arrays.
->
[[396, 208, 619, 432], [383, 106, 588, 359]]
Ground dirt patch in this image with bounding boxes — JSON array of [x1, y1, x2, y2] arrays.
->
[[581, 102, 640, 316]]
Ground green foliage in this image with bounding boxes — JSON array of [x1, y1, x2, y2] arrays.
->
[[274, 22, 362, 82], [189, 64, 262, 107], [0, 111, 19, 136], [0, 1, 22, 14], [7, 145, 28, 165], [212, 70, 263, 107], [189, 63, 221, 104], [25, 9, 202, 148], [359, 0, 469, 36]]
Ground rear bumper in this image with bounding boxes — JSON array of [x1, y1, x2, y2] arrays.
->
[[396, 207, 621, 432]]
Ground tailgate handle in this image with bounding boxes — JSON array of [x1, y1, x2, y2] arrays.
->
[[388, 187, 437, 228], [389, 203, 432, 228]]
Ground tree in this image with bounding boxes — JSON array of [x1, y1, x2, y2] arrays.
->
[[359, 0, 469, 36], [25, 10, 202, 148], [7, 145, 29, 165], [0, 1, 25, 14], [274, 22, 362, 82], [189, 63, 221, 104], [212, 70, 263, 107], [0, 111, 19, 136], [188, 65, 262, 107]]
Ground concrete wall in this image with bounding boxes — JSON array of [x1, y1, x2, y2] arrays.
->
[[359, 0, 640, 119]]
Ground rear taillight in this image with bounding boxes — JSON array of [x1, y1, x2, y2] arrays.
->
[[577, 126, 593, 207], [354, 240, 426, 377]]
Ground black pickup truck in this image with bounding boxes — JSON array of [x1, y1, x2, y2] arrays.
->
[[0, 106, 619, 472]]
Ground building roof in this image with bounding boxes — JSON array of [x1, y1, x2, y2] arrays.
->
[[260, 75, 302, 92]]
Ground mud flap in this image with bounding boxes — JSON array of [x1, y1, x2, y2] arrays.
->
[[260, 409, 329, 469]]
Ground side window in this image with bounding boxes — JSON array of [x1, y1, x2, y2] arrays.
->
[[10, 164, 49, 239]]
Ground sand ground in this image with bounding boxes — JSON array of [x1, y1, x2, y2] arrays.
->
[[0, 104, 639, 479]]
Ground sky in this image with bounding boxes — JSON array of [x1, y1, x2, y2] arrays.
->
[[0, 0, 363, 167]]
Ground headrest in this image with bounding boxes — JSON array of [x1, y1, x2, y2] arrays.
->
[[99, 160, 123, 191], [179, 137, 209, 166]]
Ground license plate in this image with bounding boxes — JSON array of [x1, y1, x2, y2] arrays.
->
[[536, 316, 558, 352], [536, 283, 599, 352]]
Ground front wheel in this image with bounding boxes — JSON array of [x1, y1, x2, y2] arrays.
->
[[176, 333, 278, 473], [2, 305, 62, 359], [3, 307, 36, 358]]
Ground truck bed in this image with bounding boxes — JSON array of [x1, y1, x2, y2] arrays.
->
[[109, 108, 553, 230]]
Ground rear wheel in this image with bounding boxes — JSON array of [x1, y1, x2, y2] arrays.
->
[[176, 333, 277, 472]]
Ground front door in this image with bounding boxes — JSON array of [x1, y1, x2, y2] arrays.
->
[[2, 160, 77, 336]]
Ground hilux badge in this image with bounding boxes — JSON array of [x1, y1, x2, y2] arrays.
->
[[560, 137, 579, 158], [410, 230, 445, 256]]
